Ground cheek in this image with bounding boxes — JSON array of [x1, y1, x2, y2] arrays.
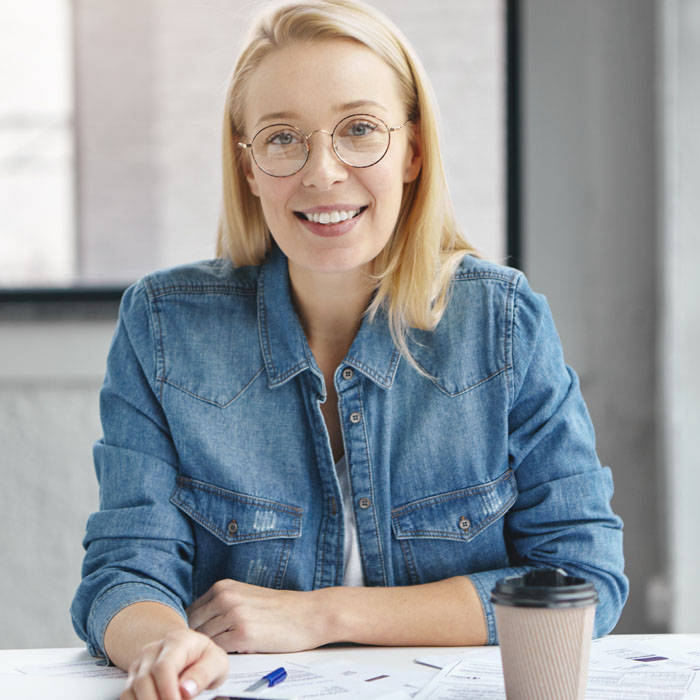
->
[[365, 149, 404, 190], [256, 180, 295, 220], [366, 162, 407, 214]]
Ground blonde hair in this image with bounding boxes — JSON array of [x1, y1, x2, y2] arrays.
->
[[216, 0, 480, 364]]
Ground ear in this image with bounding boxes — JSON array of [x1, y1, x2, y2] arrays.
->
[[402, 122, 423, 183], [242, 148, 261, 197]]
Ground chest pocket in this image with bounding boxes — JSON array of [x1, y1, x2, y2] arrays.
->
[[391, 470, 517, 584], [171, 475, 302, 590]]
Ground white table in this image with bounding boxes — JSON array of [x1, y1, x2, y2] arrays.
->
[[3, 637, 699, 699], [0, 644, 452, 699]]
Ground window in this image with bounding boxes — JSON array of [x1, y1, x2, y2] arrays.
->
[[0, 0, 508, 295], [0, 0, 75, 287]]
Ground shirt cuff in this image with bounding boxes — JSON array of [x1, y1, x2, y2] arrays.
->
[[85, 582, 188, 663], [467, 567, 530, 645]]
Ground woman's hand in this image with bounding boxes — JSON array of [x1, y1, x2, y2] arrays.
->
[[188, 576, 487, 654], [120, 628, 228, 700], [187, 579, 328, 653]]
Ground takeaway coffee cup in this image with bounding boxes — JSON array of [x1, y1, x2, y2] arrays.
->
[[491, 568, 598, 700]]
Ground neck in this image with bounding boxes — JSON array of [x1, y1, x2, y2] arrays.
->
[[288, 261, 375, 357]]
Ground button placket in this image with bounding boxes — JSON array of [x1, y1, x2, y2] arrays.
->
[[336, 384, 386, 586]]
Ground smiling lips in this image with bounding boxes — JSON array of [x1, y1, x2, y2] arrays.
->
[[294, 205, 367, 237], [301, 207, 362, 224], [296, 206, 366, 223]]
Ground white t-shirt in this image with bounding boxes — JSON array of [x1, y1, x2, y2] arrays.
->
[[335, 454, 365, 587]]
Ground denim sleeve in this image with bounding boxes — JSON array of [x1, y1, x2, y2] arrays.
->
[[468, 273, 628, 644], [70, 280, 195, 661]]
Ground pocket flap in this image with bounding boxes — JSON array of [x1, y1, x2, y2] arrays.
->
[[171, 476, 302, 544], [391, 470, 517, 543]]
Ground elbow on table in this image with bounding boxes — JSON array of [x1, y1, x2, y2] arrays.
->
[[593, 568, 629, 638]]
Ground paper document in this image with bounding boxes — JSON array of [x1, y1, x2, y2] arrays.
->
[[589, 635, 700, 673], [414, 635, 700, 700], [14, 652, 421, 699], [200, 656, 417, 699], [413, 654, 506, 699], [15, 659, 127, 679], [313, 658, 428, 697], [585, 634, 700, 699]]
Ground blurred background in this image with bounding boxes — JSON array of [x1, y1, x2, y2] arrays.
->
[[0, 0, 698, 647]]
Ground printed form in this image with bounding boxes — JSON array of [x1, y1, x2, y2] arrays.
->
[[414, 635, 700, 700]]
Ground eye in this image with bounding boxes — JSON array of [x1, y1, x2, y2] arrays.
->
[[343, 119, 378, 138], [265, 129, 302, 146]]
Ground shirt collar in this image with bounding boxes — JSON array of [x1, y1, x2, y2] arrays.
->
[[257, 245, 401, 391]]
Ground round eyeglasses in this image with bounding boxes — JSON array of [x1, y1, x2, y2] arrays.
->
[[238, 113, 410, 178]]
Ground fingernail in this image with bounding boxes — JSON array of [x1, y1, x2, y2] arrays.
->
[[180, 678, 198, 698]]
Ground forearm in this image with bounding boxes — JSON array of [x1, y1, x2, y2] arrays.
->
[[320, 576, 488, 647], [104, 601, 188, 671]]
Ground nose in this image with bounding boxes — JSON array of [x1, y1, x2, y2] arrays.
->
[[301, 131, 348, 190]]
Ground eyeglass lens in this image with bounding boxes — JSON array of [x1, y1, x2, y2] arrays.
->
[[251, 114, 390, 176]]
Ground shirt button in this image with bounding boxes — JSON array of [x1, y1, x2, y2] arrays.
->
[[227, 519, 239, 536], [458, 516, 471, 532], [342, 367, 354, 380], [350, 411, 362, 424], [358, 497, 371, 509]]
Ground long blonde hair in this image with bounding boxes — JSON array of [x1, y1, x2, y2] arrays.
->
[[217, 0, 480, 364]]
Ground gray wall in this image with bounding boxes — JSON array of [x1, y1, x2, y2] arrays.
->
[[0, 322, 111, 647], [660, 0, 700, 633], [522, 0, 663, 633], [523, 0, 700, 633]]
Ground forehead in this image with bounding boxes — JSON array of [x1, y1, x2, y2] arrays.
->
[[244, 39, 404, 130]]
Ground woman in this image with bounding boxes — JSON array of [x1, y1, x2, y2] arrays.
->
[[71, 1, 628, 698]]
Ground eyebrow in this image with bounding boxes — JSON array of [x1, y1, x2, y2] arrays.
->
[[255, 100, 390, 128], [255, 111, 301, 127], [335, 99, 389, 113]]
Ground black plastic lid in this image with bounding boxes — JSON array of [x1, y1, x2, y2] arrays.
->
[[490, 568, 599, 608]]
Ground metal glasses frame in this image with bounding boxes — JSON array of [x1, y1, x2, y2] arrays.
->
[[238, 113, 411, 177]]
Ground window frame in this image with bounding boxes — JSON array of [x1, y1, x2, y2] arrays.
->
[[0, 287, 123, 319]]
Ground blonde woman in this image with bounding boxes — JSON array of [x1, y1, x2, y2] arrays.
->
[[72, 1, 627, 698]]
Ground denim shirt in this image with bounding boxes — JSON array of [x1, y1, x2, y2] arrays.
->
[[71, 245, 628, 658]]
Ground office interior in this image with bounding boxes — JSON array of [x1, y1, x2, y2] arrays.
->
[[0, 0, 698, 649]]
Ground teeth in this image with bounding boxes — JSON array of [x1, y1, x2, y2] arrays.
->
[[303, 208, 361, 224]]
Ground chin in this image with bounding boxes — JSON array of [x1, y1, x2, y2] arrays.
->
[[296, 246, 375, 276]]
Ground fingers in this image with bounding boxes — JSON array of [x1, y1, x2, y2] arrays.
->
[[187, 578, 234, 615], [120, 629, 229, 700], [144, 646, 181, 700], [123, 670, 160, 700], [187, 580, 264, 653], [122, 644, 161, 700], [210, 628, 254, 654], [186, 597, 220, 633], [188, 579, 250, 633], [179, 639, 229, 697], [190, 613, 231, 641]]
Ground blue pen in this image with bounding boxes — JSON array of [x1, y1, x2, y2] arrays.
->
[[244, 667, 287, 693]]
